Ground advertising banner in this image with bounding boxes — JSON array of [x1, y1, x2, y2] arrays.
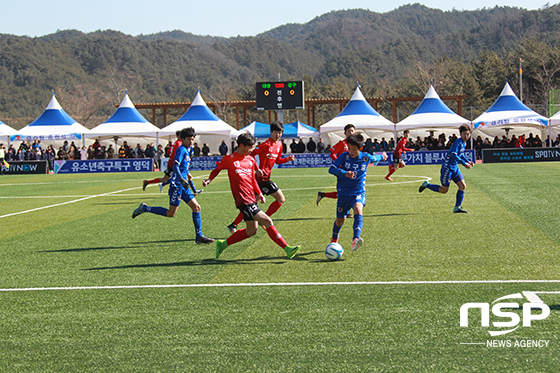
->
[[1, 161, 48, 175], [482, 148, 560, 163], [54, 159, 153, 174]]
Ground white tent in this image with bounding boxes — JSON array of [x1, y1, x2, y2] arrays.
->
[[396, 85, 471, 139], [11, 93, 89, 143], [159, 90, 235, 155], [320, 86, 395, 146], [231, 120, 320, 140], [0, 121, 17, 144], [473, 82, 548, 141], [547, 110, 560, 143], [86, 93, 160, 143]]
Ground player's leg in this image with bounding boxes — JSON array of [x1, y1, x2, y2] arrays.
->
[[453, 174, 467, 213], [185, 193, 214, 243], [332, 196, 350, 243], [266, 188, 285, 217], [143, 171, 170, 191], [217, 204, 258, 258], [385, 164, 395, 181], [252, 210, 300, 259], [132, 186, 179, 218], [419, 167, 449, 193], [351, 200, 365, 251], [317, 191, 338, 205]]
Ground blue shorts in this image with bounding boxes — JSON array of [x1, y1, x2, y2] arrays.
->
[[336, 193, 366, 219], [169, 185, 195, 207], [440, 166, 464, 187]]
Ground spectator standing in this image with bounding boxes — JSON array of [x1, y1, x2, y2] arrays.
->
[[202, 143, 210, 156], [46, 146, 55, 171], [219, 140, 228, 155], [296, 139, 306, 153], [118, 145, 126, 158], [193, 143, 201, 157], [107, 144, 115, 159], [156, 144, 164, 169], [289, 139, 297, 154], [362, 138, 373, 154], [306, 137, 316, 153], [281, 140, 287, 154]]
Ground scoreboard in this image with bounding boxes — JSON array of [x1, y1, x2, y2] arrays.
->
[[256, 81, 304, 110]]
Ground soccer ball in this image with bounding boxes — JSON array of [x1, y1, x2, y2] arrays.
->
[[325, 242, 344, 261]]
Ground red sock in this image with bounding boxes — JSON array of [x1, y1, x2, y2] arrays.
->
[[226, 229, 249, 246], [233, 211, 244, 226], [146, 177, 161, 185], [265, 201, 282, 217], [266, 225, 287, 248], [387, 167, 396, 178], [324, 192, 338, 199]]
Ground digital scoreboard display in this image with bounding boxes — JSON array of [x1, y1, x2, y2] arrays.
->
[[256, 81, 304, 110]]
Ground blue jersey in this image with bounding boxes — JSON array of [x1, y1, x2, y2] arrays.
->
[[443, 138, 469, 170], [170, 145, 193, 187], [329, 151, 384, 196]]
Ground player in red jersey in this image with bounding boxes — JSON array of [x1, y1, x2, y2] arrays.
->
[[202, 132, 301, 260], [142, 130, 181, 192], [385, 130, 414, 181], [226, 121, 294, 233], [316, 123, 355, 206]]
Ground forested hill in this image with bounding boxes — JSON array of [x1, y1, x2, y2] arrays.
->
[[2, 4, 560, 128]]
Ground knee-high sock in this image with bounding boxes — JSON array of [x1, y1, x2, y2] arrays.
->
[[332, 221, 343, 241], [146, 177, 161, 185], [353, 214, 363, 240], [226, 229, 249, 246], [324, 192, 338, 199], [427, 184, 441, 192], [265, 201, 282, 217], [456, 190, 465, 207], [192, 212, 202, 238], [266, 225, 288, 248], [233, 211, 244, 226], [145, 205, 168, 217], [387, 164, 396, 177]]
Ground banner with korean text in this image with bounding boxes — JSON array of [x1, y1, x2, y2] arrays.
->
[[54, 159, 153, 174]]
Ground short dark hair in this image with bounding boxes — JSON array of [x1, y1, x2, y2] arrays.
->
[[270, 121, 284, 133], [180, 127, 196, 139], [237, 132, 256, 147], [346, 133, 365, 148], [403, 130, 410, 136], [459, 124, 471, 134], [344, 124, 356, 133]]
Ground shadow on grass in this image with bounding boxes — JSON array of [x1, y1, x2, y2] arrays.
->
[[82, 250, 319, 271], [274, 213, 416, 223], [40, 239, 196, 253]]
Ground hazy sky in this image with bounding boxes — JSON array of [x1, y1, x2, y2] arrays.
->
[[1, 0, 544, 38]]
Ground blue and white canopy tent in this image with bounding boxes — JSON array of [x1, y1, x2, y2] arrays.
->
[[159, 90, 236, 155], [473, 82, 548, 141], [547, 110, 560, 143], [231, 120, 320, 140], [86, 92, 160, 145], [395, 85, 471, 140], [0, 121, 17, 145], [319, 85, 395, 146], [11, 92, 89, 143]]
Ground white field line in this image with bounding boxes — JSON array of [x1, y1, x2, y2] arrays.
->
[[2, 279, 560, 292], [0, 186, 140, 219]]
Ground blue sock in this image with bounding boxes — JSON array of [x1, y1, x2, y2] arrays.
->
[[192, 212, 202, 238], [456, 190, 465, 207], [428, 184, 441, 192], [145, 206, 168, 217], [332, 221, 342, 241], [353, 214, 363, 240]]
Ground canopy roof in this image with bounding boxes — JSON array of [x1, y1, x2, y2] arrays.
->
[[159, 90, 235, 137], [11, 93, 89, 141], [549, 108, 560, 126], [86, 93, 160, 139], [396, 85, 471, 130], [473, 82, 547, 130], [0, 122, 17, 141], [320, 86, 394, 144], [232, 120, 320, 140]]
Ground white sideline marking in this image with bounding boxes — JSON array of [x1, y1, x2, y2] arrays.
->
[[2, 280, 560, 292], [0, 186, 140, 219]]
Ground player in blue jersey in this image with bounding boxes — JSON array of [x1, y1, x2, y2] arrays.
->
[[418, 124, 474, 213], [329, 133, 387, 251], [132, 127, 215, 244]]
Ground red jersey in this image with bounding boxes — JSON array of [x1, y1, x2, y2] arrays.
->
[[208, 152, 261, 207], [168, 140, 182, 166], [329, 139, 348, 161], [393, 137, 413, 158], [250, 138, 291, 182]]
